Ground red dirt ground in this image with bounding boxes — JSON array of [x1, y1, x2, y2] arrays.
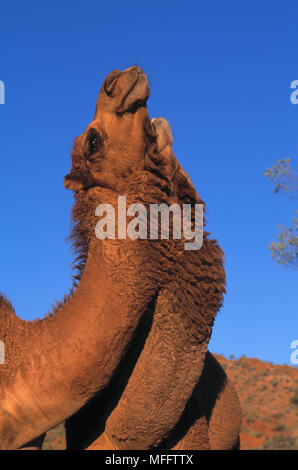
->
[[214, 354, 298, 450]]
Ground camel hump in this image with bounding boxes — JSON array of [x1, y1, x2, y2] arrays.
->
[[151, 117, 173, 152]]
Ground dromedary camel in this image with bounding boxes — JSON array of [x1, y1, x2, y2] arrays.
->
[[0, 67, 183, 449], [64, 114, 241, 450], [1, 67, 240, 450]]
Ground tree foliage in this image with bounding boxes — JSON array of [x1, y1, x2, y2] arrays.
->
[[265, 158, 298, 270]]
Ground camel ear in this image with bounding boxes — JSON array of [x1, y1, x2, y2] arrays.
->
[[151, 118, 173, 152], [64, 173, 84, 191]]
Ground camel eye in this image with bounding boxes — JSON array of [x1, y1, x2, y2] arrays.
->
[[84, 127, 106, 161], [89, 134, 99, 154]]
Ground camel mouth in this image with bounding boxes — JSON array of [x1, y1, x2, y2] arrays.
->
[[95, 66, 150, 115], [117, 67, 150, 113], [103, 70, 123, 97]]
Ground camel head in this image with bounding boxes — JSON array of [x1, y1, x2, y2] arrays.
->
[[64, 66, 155, 193], [63, 68, 177, 281]]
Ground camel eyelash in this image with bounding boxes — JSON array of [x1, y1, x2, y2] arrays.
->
[[89, 134, 99, 154], [84, 130, 101, 159]]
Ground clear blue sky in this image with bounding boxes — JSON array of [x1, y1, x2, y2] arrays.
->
[[0, 0, 297, 365]]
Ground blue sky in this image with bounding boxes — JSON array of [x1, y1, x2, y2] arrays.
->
[[0, 0, 297, 365]]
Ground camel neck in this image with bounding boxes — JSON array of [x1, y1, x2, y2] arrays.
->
[[0, 237, 157, 449]]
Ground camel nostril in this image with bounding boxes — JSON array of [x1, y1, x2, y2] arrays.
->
[[104, 70, 122, 97]]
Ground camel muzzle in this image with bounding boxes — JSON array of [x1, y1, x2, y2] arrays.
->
[[95, 66, 150, 116]]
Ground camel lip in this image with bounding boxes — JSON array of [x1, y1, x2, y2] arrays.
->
[[96, 67, 149, 116], [116, 70, 149, 114], [103, 67, 144, 99], [122, 74, 139, 99], [110, 67, 147, 101], [104, 71, 122, 97], [125, 68, 148, 92]]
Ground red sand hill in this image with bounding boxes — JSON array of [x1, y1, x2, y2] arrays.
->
[[214, 354, 298, 450]]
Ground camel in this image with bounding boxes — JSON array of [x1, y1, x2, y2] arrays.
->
[[1, 67, 240, 450], [64, 116, 241, 450], [0, 67, 182, 449]]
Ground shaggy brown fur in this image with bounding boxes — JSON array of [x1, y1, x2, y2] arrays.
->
[[0, 67, 181, 449], [65, 117, 240, 450], [151, 119, 241, 450]]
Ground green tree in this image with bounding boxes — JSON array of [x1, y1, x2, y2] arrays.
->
[[265, 158, 298, 269]]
